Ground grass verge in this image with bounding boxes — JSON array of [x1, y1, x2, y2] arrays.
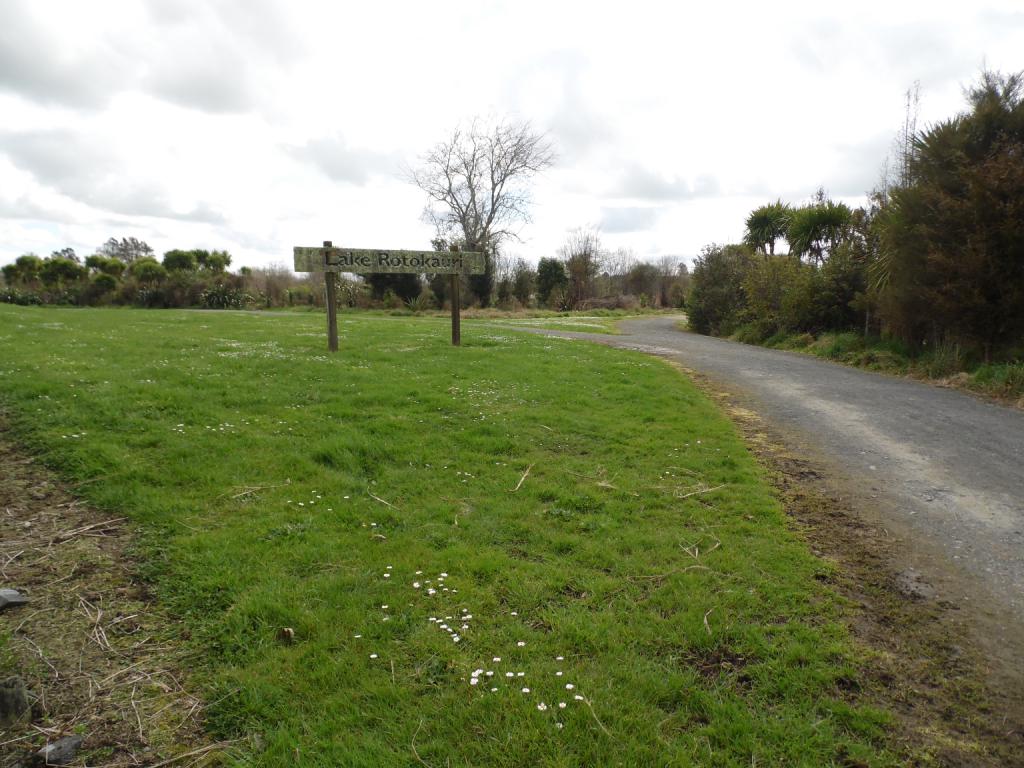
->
[[718, 323, 1024, 406], [471, 314, 630, 334], [0, 305, 897, 766]]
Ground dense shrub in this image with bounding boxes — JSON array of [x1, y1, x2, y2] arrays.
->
[[687, 244, 754, 335], [200, 282, 252, 309], [0, 288, 43, 305]]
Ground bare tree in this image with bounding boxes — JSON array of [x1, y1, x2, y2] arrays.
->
[[655, 255, 680, 307], [559, 226, 604, 309], [408, 118, 556, 306]]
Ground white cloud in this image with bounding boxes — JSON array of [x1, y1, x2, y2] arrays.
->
[[600, 207, 662, 234], [0, 0, 1021, 268]]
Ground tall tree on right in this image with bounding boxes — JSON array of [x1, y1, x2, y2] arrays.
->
[[786, 197, 852, 265], [743, 200, 791, 256], [878, 70, 1024, 358]]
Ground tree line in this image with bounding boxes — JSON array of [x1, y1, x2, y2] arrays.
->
[[1, 233, 688, 312], [367, 230, 688, 311], [688, 70, 1024, 367], [0, 238, 303, 310]]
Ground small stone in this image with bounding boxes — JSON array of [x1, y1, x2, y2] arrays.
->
[[0, 676, 30, 727], [0, 589, 28, 612], [35, 735, 84, 765], [276, 627, 295, 644], [895, 569, 936, 600]]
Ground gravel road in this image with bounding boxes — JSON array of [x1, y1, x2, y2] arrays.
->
[[534, 316, 1024, 643]]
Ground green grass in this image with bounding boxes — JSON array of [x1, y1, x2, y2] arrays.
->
[[473, 314, 629, 334], [0, 305, 896, 766]]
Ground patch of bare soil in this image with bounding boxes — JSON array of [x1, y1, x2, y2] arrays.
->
[[674, 364, 1024, 768], [0, 424, 234, 767]]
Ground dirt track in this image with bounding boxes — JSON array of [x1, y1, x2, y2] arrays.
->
[[531, 317, 1024, 685]]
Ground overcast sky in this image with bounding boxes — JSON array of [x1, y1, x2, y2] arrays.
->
[[1, 1, 1021, 270]]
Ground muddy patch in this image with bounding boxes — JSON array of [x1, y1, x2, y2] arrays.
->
[[0, 423, 234, 767]]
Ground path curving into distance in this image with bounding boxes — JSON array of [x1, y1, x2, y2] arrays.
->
[[527, 316, 1024, 660]]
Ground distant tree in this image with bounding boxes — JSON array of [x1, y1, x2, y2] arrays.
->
[[163, 249, 198, 272], [670, 262, 691, 308], [129, 258, 168, 284], [3, 254, 42, 285], [492, 252, 514, 306], [202, 250, 232, 273], [409, 117, 556, 307], [366, 273, 422, 303], [624, 261, 659, 302], [536, 257, 567, 307], [655, 255, 683, 307], [559, 227, 603, 309], [511, 258, 535, 306], [744, 201, 791, 256], [99, 237, 154, 263], [39, 257, 87, 288], [50, 247, 79, 262], [85, 255, 126, 278]]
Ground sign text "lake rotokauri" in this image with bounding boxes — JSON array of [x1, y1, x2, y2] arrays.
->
[[293, 247, 485, 275]]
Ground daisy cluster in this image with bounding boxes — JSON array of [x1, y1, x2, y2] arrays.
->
[[354, 565, 588, 731], [285, 491, 333, 511]]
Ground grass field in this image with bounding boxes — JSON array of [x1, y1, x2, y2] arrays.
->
[[474, 315, 629, 334], [0, 305, 896, 766]]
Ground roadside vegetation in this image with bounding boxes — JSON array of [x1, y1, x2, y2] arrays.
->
[[736, 330, 1024, 405], [1, 305, 902, 766], [685, 70, 1024, 401]]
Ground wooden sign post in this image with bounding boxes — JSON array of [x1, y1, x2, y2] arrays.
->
[[293, 242, 485, 350], [449, 245, 461, 347]]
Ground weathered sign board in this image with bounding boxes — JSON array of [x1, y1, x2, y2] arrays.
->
[[293, 241, 484, 351], [294, 247, 484, 275]]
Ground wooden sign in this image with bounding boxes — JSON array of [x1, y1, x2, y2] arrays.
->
[[293, 247, 484, 275], [293, 241, 484, 351]]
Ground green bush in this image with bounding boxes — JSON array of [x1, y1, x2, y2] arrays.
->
[[812, 332, 865, 360], [919, 341, 966, 378], [200, 282, 251, 309], [968, 362, 1024, 396], [763, 330, 792, 347], [0, 288, 43, 305], [732, 322, 772, 344], [91, 273, 118, 294]]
